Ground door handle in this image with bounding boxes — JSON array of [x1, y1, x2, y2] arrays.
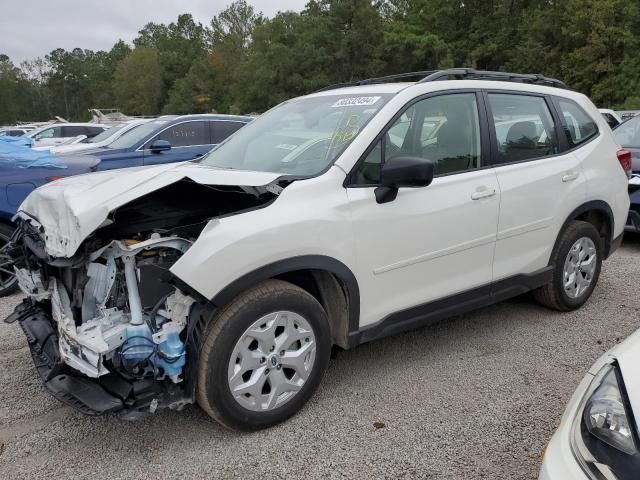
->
[[562, 171, 579, 182], [471, 187, 497, 200]]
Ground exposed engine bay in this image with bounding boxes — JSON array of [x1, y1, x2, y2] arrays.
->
[[4, 177, 281, 417]]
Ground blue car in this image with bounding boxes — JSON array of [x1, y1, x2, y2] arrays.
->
[[59, 114, 251, 171], [612, 115, 640, 231], [0, 114, 251, 296]]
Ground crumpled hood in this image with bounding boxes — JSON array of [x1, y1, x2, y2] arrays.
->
[[19, 162, 282, 258]]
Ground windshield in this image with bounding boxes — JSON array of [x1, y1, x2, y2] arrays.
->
[[199, 94, 393, 175], [108, 119, 172, 149], [84, 123, 127, 143], [614, 116, 640, 149]]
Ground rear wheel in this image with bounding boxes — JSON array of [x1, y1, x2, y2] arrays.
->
[[534, 220, 602, 311], [197, 279, 331, 430], [0, 223, 18, 297]]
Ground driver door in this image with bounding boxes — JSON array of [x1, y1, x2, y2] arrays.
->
[[346, 92, 501, 328], [143, 121, 213, 165]]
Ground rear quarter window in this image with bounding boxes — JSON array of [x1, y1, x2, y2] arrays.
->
[[557, 99, 598, 147], [212, 121, 245, 144]]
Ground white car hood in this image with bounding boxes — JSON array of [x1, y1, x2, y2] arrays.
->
[[19, 162, 282, 258]]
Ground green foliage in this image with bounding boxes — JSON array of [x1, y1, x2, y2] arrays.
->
[[2, 0, 640, 122], [113, 47, 164, 115]]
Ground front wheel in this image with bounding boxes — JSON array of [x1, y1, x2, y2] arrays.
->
[[0, 223, 18, 297], [534, 220, 603, 311], [197, 279, 331, 430]]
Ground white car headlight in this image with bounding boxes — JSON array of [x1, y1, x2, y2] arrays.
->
[[583, 365, 637, 455]]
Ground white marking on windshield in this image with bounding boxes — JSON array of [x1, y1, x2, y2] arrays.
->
[[331, 96, 381, 108]]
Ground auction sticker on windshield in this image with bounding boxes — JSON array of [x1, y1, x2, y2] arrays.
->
[[332, 96, 381, 108]]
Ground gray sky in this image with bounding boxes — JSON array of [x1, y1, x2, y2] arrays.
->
[[1, 0, 308, 64]]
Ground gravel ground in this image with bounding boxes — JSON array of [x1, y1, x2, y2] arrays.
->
[[1, 239, 639, 480]]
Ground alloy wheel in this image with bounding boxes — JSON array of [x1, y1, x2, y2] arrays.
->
[[227, 311, 316, 412], [563, 236, 597, 299]]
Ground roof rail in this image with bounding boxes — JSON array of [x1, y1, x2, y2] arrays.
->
[[315, 70, 438, 92], [419, 68, 567, 89], [316, 68, 567, 92]]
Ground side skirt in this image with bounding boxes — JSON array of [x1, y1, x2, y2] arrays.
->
[[346, 266, 553, 348]]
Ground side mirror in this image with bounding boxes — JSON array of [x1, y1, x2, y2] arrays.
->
[[375, 156, 434, 204], [150, 140, 172, 153]]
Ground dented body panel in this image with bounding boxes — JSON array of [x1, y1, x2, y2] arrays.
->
[[19, 162, 282, 258]]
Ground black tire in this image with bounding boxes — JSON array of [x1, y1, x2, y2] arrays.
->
[[533, 220, 603, 311], [197, 279, 331, 431], [0, 223, 18, 297]]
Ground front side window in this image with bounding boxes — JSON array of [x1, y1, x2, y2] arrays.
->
[[557, 99, 598, 147], [156, 121, 208, 147], [109, 119, 172, 149], [351, 93, 481, 185], [33, 126, 61, 139], [613, 115, 640, 149], [489, 94, 558, 163], [198, 94, 393, 176]]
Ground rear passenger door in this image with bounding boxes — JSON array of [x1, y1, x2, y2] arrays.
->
[[143, 121, 212, 165], [487, 92, 588, 281]]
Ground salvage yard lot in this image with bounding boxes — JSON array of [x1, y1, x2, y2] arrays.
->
[[1, 239, 639, 480]]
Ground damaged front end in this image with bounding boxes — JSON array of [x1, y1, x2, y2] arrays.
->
[[5, 176, 281, 418]]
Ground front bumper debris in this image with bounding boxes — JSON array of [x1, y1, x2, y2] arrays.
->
[[6, 300, 188, 417]]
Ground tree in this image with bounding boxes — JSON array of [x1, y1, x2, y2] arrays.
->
[[113, 47, 164, 115]]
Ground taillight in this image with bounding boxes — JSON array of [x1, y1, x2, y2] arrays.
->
[[617, 149, 632, 177], [45, 176, 65, 182]]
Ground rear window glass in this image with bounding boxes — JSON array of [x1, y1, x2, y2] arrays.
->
[[557, 100, 598, 147]]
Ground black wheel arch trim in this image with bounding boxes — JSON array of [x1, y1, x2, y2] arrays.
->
[[209, 255, 361, 333], [554, 200, 616, 259]]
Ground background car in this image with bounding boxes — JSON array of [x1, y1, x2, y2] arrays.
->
[[0, 126, 32, 137], [599, 108, 623, 129], [540, 328, 640, 479], [32, 119, 151, 154], [26, 123, 109, 147], [0, 154, 100, 296], [65, 114, 251, 171], [612, 115, 640, 231]]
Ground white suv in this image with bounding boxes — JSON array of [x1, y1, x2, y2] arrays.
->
[[5, 69, 630, 430]]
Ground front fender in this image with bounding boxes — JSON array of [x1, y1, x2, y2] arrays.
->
[[170, 167, 358, 311]]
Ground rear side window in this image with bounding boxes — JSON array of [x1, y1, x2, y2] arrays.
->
[[85, 126, 106, 138], [62, 126, 88, 137], [488, 94, 558, 164], [211, 121, 245, 143], [557, 100, 598, 147], [157, 121, 208, 147]]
